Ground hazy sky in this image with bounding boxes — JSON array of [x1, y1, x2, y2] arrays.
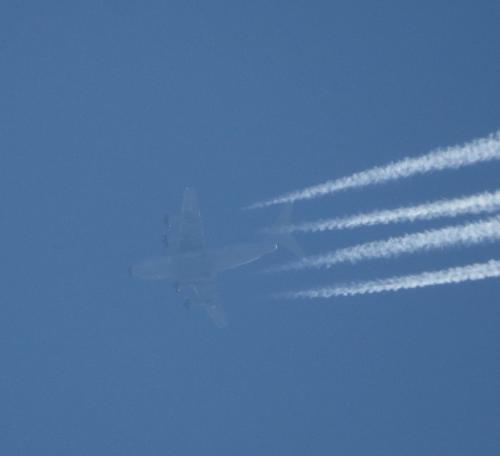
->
[[1, 1, 499, 455]]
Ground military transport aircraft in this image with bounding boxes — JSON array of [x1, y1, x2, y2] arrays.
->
[[130, 187, 278, 327]]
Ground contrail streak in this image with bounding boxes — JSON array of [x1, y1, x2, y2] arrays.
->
[[246, 131, 500, 209], [268, 216, 500, 273], [265, 189, 500, 234], [275, 259, 500, 299]]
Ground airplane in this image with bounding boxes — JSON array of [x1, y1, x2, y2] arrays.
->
[[130, 187, 278, 327]]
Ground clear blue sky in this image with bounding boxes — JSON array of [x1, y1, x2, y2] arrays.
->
[[1, 1, 499, 454]]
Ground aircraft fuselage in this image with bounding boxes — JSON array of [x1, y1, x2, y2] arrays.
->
[[171, 250, 213, 283]]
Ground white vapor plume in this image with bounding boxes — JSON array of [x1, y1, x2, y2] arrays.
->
[[269, 215, 500, 273], [266, 189, 500, 234], [276, 259, 500, 299], [246, 131, 500, 209]]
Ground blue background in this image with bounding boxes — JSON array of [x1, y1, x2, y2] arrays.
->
[[1, 1, 499, 454]]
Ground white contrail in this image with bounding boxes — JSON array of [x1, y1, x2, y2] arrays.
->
[[276, 259, 500, 299], [268, 215, 500, 273], [246, 130, 500, 209], [265, 189, 500, 234]]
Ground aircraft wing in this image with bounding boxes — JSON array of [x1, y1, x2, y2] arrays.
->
[[168, 187, 205, 254], [191, 280, 227, 328], [210, 242, 278, 273], [268, 203, 306, 258]]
